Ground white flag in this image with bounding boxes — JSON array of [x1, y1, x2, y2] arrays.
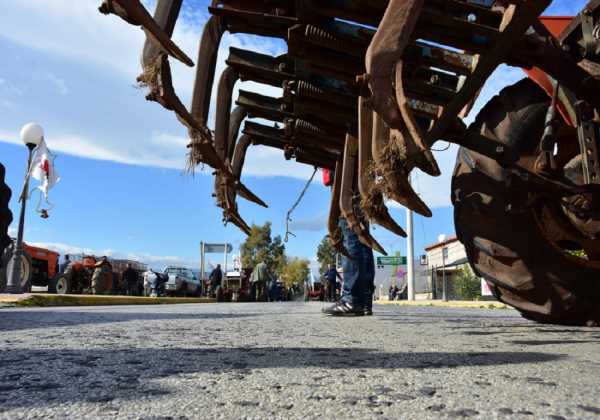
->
[[29, 139, 60, 199]]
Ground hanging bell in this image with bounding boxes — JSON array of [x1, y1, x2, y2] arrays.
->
[[40, 209, 49, 219]]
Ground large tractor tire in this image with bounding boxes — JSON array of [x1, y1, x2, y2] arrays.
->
[[0, 248, 32, 293], [0, 163, 12, 291], [452, 78, 600, 326], [50, 274, 72, 294]]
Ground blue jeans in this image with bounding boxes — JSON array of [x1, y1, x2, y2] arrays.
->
[[339, 218, 375, 307]]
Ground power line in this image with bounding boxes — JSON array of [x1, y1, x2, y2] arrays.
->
[[285, 167, 318, 242]]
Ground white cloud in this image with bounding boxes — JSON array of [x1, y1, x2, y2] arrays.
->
[[26, 240, 195, 269], [0, 0, 145, 80], [0, 0, 301, 179], [45, 73, 69, 96]]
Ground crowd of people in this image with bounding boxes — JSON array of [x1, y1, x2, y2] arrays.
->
[[58, 254, 144, 295], [207, 261, 299, 302]]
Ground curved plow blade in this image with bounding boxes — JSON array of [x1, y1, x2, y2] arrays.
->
[[98, 0, 193, 66], [215, 66, 240, 160], [234, 181, 268, 208], [191, 15, 226, 125], [395, 61, 440, 177], [364, 0, 424, 127], [358, 96, 406, 237], [328, 160, 351, 259], [136, 55, 264, 207], [371, 111, 432, 218], [340, 133, 387, 255], [222, 134, 256, 235]]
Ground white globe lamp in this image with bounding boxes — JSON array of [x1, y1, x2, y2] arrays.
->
[[20, 123, 44, 148]]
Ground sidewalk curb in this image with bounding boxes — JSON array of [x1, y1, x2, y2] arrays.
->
[[0, 293, 216, 307], [377, 300, 510, 310]]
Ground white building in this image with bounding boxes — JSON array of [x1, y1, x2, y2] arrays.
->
[[424, 236, 492, 299]]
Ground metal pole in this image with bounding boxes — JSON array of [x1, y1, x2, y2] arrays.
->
[[406, 178, 415, 301], [223, 244, 227, 274], [200, 241, 205, 296], [442, 248, 447, 302], [6, 145, 35, 294], [432, 266, 436, 299]]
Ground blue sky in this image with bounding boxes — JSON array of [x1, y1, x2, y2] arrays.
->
[[0, 0, 586, 269]]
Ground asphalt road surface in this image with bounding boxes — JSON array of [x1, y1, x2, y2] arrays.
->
[[1, 302, 600, 419]]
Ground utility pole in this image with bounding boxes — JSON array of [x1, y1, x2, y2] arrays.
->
[[442, 246, 448, 302], [200, 241, 205, 295], [406, 176, 415, 301], [438, 234, 448, 301]]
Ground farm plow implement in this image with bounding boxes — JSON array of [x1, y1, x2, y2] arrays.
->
[[96, 0, 600, 325]]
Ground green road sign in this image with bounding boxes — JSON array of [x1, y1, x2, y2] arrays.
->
[[377, 256, 407, 266]]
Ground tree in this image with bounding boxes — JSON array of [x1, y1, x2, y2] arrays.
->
[[269, 235, 287, 275], [240, 222, 286, 273], [316, 235, 336, 274], [280, 257, 310, 288], [453, 266, 481, 300]]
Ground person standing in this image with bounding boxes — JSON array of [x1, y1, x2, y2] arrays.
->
[[59, 254, 71, 275], [322, 217, 375, 316], [122, 264, 139, 296], [92, 256, 113, 295], [251, 261, 270, 302], [323, 264, 342, 302], [209, 264, 223, 296]]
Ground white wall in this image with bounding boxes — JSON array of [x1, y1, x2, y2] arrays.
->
[[427, 240, 467, 269]]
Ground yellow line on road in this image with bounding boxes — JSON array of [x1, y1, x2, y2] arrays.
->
[[377, 300, 510, 310]]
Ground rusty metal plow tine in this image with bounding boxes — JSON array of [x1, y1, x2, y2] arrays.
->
[[371, 110, 432, 218], [328, 160, 351, 259], [234, 181, 268, 208], [98, 0, 193, 66], [223, 185, 252, 235], [191, 15, 226, 126], [364, 0, 424, 127], [395, 61, 440, 177], [357, 97, 406, 238], [214, 134, 255, 235], [215, 66, 240, 161], [215, 169, 252, 235], [340, 133, 387, 255], [135, 53, 264, 207], [213, 69, 267, 208], [135, 54, 222, 171]]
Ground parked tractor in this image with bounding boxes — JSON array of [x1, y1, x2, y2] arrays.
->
[[92, 0, 600, 325], [54, 255, 114, 295], [0, 242, 60, 293], [215, 268, 252, 302]]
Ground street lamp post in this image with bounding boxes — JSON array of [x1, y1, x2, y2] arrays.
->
[[5, 123, 43, 294]]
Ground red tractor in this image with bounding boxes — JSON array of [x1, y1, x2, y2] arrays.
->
[[55, 255, 114, 295], [0, 242, 60, 293]]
